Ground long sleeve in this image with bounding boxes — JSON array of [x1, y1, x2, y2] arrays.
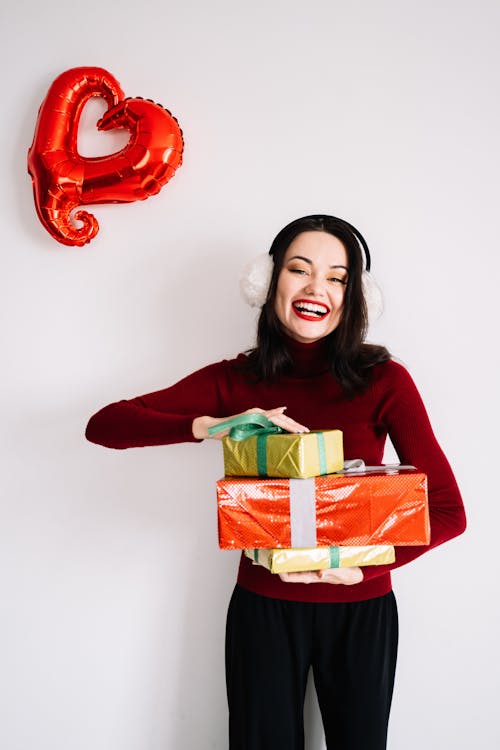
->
[[361, 362, 466, 581], [85, 360, 233, 449]]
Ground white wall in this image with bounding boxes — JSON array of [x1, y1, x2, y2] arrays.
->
[[1, 1, 498, 748]]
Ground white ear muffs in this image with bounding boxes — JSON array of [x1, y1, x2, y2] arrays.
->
[[362, 271, 384, 324], [239, 253, 273, 308]]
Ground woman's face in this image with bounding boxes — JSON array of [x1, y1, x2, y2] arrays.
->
[[274, 231, 349, 343]]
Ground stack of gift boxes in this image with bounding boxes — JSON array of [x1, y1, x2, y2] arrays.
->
[[212, 416, 430, 574]]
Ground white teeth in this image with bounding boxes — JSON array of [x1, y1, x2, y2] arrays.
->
[[293, 301, 329, 315]]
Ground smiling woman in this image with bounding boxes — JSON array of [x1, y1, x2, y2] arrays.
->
[[85, 214, 466, 750], [243, 215, 390, 393]]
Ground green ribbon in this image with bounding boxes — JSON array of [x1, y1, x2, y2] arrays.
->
[[316, 432, 327, 476], [256, 433, 268, 476], [329, 547, 340, 568], [208, 413, 284, 441]]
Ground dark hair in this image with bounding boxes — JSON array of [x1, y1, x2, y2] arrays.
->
[[244, 214, 390, 394]]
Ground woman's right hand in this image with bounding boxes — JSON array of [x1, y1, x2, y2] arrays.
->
[[192, 407, 309, 440]]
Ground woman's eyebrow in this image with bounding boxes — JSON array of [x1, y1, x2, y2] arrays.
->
[[288, 255, 312, 264], [288, 255, 349, 271]]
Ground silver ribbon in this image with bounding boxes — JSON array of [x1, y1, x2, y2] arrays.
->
[[341, 459, 416, 474], [289, 478, 317, 548]]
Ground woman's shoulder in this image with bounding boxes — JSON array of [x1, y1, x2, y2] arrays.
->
[[369, 355, 419, 393], [204, 351, 249, 370], [372, 356, 410, 377], [182, 351, 250, 382]]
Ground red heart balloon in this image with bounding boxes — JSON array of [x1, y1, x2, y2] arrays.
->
[[27, 67, 184, 247]]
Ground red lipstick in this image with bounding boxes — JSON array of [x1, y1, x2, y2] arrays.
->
[[292, 299, 330, 321]]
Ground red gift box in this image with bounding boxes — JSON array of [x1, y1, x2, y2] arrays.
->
[[217, 468, 429, 550]]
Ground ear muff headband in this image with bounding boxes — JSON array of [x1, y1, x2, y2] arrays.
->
[[269, 214, 372, 272]]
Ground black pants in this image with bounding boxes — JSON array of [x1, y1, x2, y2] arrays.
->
[[225, 585, 398, 750]]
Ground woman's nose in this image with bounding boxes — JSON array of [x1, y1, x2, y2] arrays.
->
[[303, 275, 325, 296]]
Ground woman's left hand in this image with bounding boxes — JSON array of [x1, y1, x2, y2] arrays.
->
[[279, 567, 364, 585]]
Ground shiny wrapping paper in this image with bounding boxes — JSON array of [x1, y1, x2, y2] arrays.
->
[[245, 545, 396, 573], [217, 468, 429, 550], [222, 429, 344, 478]]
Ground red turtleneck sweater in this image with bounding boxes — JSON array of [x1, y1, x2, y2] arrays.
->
[[85, 338, 466, 603]]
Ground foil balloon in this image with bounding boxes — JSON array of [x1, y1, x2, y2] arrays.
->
[[27, 67, 184, 247]]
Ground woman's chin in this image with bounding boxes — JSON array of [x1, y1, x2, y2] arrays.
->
[[282, 324, 329, 344]]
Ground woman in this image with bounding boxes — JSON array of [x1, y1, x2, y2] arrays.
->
[[86, 215, 466, 750]]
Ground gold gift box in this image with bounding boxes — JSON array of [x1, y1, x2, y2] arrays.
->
[[222, 429, 343, 478], [245, 545, 395, 573]]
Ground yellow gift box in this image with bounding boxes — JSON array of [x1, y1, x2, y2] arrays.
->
[[222, 429, 344, 478], [245, 545, 395, 573]]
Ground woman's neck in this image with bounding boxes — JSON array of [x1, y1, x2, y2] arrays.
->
[[283, 334, 331, 378]]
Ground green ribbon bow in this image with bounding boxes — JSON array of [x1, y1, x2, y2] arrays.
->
[[207, 413, 284, 441], [208, 413, 284, 475]]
